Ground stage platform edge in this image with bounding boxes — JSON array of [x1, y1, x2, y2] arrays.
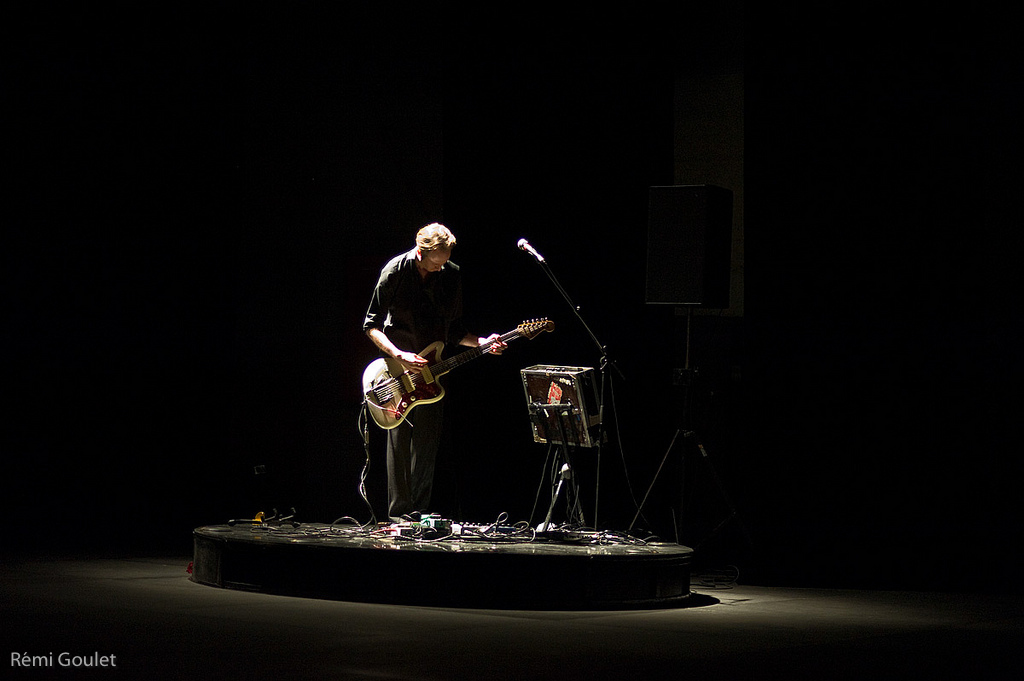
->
[[192, 523, 695, 610]]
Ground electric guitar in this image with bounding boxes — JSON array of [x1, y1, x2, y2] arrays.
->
[[362, 318, 555, 430]]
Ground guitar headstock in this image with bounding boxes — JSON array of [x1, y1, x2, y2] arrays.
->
[[518, 318, 555, 340]]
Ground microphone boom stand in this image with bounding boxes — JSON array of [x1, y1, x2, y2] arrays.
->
[[526, 248, 624, 529]]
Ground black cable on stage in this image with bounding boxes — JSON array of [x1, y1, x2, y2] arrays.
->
[[355, 401, 377, 528]]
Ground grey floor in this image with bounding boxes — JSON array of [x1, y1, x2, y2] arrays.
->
[[3, 555, 1021, 680]]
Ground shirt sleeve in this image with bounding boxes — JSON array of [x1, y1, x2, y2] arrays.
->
[[362, 264, 395, 334]]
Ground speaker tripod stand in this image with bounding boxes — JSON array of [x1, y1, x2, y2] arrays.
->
[[628, 308, 746, 553], [629, 417, 739, 551]]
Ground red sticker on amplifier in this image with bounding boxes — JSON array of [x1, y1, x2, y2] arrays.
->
[[547, 382, 563, 404]]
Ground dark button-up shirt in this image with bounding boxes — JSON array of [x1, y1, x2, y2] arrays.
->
[[363, 248, 467, 354]]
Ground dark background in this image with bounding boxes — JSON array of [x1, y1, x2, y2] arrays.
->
[[4, 4, 1020, 592]]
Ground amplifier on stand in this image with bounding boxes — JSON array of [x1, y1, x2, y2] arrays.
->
[[520, 365, 602, 448]]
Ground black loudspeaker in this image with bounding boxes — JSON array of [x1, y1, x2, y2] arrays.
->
[[645, 185, 733, 307]]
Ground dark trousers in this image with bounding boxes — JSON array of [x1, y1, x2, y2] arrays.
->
[[386, 400, 443, 519]]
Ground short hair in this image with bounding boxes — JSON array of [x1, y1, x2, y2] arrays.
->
[[416, 223, 456, 251]]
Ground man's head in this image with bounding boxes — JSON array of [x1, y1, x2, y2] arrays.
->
[[416, 223, 456, 252], [415, 223, 455, 274]]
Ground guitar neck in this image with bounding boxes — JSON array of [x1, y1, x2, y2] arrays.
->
[[431, 329, 521, 378]]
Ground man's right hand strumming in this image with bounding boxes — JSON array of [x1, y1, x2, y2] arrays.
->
[[395, 351, 428, 373], [367, 328, 426, 373]]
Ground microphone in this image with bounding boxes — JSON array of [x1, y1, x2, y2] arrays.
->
[[517, 238, 545, 263]]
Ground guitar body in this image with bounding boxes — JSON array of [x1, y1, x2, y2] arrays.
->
[[361, 319, 554, 430], [363, 341, 446, 430]]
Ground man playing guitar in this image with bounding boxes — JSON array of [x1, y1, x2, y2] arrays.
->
[[363, 223, 506, 521]]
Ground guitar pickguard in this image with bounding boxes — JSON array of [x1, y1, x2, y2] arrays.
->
[[362, 343, 445, 429]]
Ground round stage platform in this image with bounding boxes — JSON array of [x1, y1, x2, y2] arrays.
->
[[192, 521, 695, 610]]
